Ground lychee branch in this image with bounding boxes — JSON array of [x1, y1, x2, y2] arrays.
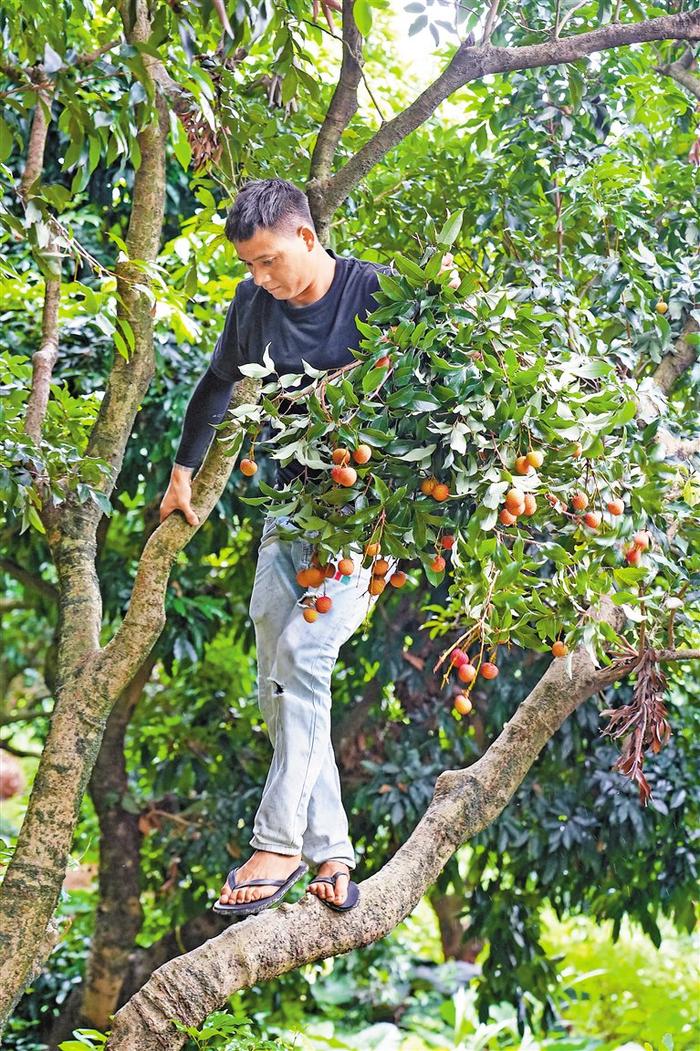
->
[[654, 648, 700, 662]]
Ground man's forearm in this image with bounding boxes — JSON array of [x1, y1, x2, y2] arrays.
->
[[174, 366, 235, 472]]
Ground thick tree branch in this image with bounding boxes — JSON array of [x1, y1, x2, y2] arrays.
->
[[310, 12, 700, 222], [24, 277, 60, 443], [19, 87, 51, 197], [106, 602, 635, 1049], [656, 648, 700, 661], [309, 0, 364, 195], [636, 317, 700, 459], [655, 53, 700, 100], [19, 86, 61, 444], [82, 2, 171, 493], [78, 659, 157, 1032], [0, 383, 255, 1029], [1, 2, 172, 1025], [97, 381, 257, 689]]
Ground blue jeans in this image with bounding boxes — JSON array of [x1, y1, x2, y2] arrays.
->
[[248, 514, 394, 872]]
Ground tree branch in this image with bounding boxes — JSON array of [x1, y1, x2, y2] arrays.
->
[[106, 602, 634, 1048], [309, 0, 365, 220], [311, 11, 700, 221], [97, 381, 257, 689], [655, 648, 700, 661], [0, 558, 59, 603], [0, 741, 42, 759], [655, 53, 700, 100], [24, 276, 60, 444], [0, 381, 256, 1028], [480, 0, 501, 45], [19, 86, 61, 444], [636, 317, 700, 460]]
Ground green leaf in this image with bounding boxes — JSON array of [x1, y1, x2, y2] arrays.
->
[[0, 117, 13, 162], [170, 112, 192, 172], [567, 64, 584, 112], [541, 542, 570, 565], [609, 400, 638, 427], [497, 561, 521, 587], [362, 366, 387, 393], [372, 474, 391, 504], [613, 567, 647, 584], [476, 507, 498, 531], [402, 444, 436, 462], [184, 261, 198, 297], [90, 491, 113, 516], [43, 42, 64, 73], [376, 272, 407, 301], [353, 0, 372, 35], [611, 590, 639, 605], [409, 14, 428, 35], [392, 253, 426, 285], [281, 68, 298, 105], [436, 209, 464, 247], [26, 504, 46, 534]]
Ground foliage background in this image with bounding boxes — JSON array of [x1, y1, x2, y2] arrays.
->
[[1, 0, 699, 1047]]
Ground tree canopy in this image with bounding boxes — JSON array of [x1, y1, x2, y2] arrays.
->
[[0, 0, 698, 1046]]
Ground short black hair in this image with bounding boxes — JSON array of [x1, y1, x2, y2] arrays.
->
[[225, 178, 316, 242]]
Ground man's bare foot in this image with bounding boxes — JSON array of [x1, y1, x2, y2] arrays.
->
[[218, 849, 303, 906], [306, 860, 351, 906]]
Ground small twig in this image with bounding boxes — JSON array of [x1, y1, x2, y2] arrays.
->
[[480, 0, 501, 45], [557, 0, 590, 38]]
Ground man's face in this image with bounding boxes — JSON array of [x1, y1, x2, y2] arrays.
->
[[233, 225, 315, 300]]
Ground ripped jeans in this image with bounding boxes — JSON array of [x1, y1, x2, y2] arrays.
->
[[248, 514, 393, 872]]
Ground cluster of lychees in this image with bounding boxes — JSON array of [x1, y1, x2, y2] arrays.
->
[[447, 647, 499, 717]]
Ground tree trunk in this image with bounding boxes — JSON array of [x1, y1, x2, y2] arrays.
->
[[0, 4, 169, 1019], [0, 379, 251, 1030], [429, 888, 483, 963], [44, 661, 156, 1048]]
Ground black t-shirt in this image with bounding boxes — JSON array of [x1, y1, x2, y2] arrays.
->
[[175, 247, 394, 486]]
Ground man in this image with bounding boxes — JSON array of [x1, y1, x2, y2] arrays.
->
[[160, 178, 458, 917]]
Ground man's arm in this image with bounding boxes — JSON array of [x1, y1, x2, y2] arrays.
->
[[159, 364, 236, 526], [160, 365, 235, 526], [160, 290, 247, 526]]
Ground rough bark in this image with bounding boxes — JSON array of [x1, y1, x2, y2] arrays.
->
[[307, 0, 364, 241], [42, 659, 155, 1048], [24, 278, 61, 443], [82, 111, 168, 490], [82, 661, 156, 1025], [306, 11, 700, 229]]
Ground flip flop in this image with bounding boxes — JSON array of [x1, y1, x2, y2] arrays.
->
[[212, 862, 308, 916], [307, 871, 360, 912]]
